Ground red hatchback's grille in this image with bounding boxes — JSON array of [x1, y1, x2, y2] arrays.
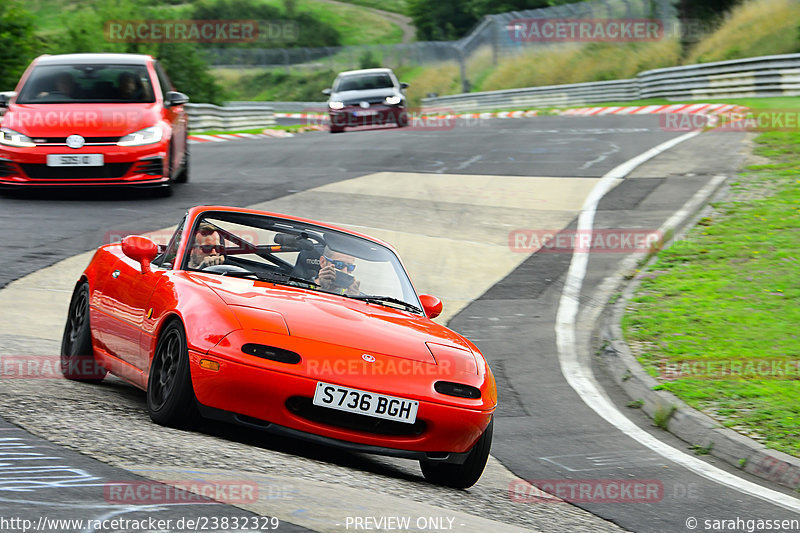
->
[[19, 163, 132, 180], [34, 137, 120, 144], [132, 157, 164, 176], [0, 160, 17, 177], [285, 396, 427, 436]]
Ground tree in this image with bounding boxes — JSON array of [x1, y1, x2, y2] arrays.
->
[[0, 2, 37, 90]]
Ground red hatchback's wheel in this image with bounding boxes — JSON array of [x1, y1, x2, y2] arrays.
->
[[60, 282, 107, 383], [147, 321, 198, 428], [420, 418, 493, 489]]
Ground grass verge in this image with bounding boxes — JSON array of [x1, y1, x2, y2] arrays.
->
[[621, 130, 800, 458], [255, 0, 403, 45]]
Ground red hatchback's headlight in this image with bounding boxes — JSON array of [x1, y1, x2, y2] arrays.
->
[[117, 125, 162, 146], [0, 128, 35, 148]]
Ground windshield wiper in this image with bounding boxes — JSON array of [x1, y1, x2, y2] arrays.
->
[[348, 295, 422, 314], [223, 269, 318, 289]]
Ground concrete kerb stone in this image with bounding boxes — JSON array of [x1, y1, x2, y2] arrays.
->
[[593, 177, 800, 492]]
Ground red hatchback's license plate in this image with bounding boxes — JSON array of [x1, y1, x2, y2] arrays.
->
[[313, 382, 419, 424], [46, 154, 104, 167]]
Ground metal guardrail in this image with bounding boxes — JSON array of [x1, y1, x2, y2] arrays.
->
[[422, 53, 800, 111], [185, 103, 275, 132], [227, 101, 326, 111], [637, 53, 800, 99], [423, 79, 638, 112]]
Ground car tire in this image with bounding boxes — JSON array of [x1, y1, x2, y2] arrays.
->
[[60, 282, 107, 383], [175, 142, 189, 183], [147, 320, 198, 428], [330, 126, 344, 134], [419, 418, 493, 489]]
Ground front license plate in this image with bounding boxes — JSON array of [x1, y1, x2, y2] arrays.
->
[[46, 154, 104, 167], [353, 110, 377, 117], [313, 382, 418, 424]]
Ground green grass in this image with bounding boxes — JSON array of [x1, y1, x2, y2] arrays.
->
[[621, 130, 800, 457], [331, 0, 408, 15], [255, 0, 403, 45], [213, 67, 336, 101], [684, 0, 800, 64]]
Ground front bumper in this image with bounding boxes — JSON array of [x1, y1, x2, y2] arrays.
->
[[329, 105, 405, 129], [0, 142, 169, 187], [188, 345, 493, 456]]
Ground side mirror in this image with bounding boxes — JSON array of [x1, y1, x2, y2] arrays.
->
[[122, 235, 159, 274], [165, 91, 189, 107], [0, 94, 10, 108], [322, 88, 332, 96], [400, 82, 409, 89], [419, 294, 442, 319]]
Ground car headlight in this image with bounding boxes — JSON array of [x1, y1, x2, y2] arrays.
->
[[0, 128, 35, 147], [117, 126, 163, 147], [385, 95, 402, 105], [329, 101, 344, 110]]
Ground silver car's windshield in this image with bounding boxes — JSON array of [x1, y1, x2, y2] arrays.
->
[[335, 73, 395, 92]]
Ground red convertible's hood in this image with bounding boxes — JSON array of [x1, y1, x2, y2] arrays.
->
[[196, 275, 471, 364], [3, 103, 158, 138]]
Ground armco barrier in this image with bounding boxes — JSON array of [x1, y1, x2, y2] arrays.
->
[[185, 103, 275, 132], [422, 53, 800, 112], [637, 53, 800, 99], [421, 79, 638, 112]]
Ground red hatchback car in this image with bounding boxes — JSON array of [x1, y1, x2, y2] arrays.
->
[[0, 53, 189, 193]]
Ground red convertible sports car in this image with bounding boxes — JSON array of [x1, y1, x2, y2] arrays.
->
[[62, 206, 497, 488]]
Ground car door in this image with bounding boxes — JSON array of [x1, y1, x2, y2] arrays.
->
[[95, 253, 164, 370]]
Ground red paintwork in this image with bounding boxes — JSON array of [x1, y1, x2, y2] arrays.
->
[[0, 54, 186, 187], [79, 206, 497, 454]]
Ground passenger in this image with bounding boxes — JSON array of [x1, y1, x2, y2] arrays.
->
[[315, 245, 360, 295]]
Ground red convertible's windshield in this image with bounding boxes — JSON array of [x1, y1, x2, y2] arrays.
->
[[183, 212, 422, 311]]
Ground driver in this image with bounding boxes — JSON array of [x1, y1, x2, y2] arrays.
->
[[315, 245, 360, 296], [188, 223, 226, 269]]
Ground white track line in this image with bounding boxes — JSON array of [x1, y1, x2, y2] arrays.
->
[[554, 131, 800, 513]]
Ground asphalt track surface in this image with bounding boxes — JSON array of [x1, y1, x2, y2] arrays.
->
[[1, 117, 798, 532]]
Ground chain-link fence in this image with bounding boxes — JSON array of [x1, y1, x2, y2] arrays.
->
[[203, 0, 678, 87]]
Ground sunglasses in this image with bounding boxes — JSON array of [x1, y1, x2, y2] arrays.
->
[[324, 255, 356, 272], [196, 244, 223, 254]]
